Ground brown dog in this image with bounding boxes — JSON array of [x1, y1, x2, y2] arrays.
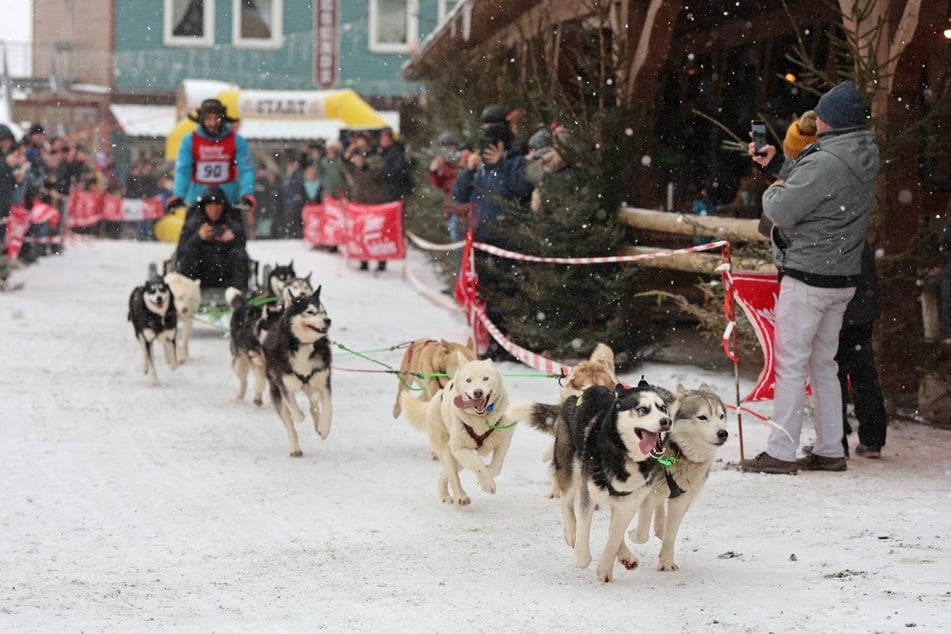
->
[[392, 338, 477, 419]]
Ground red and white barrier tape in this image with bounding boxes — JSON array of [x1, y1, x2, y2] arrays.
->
[[472, 304, 572, 377], [405, 231, 466, 252], [472, 239, 730, 264], [403, 257, 461, 313]]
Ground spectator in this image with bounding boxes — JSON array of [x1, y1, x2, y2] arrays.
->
[[744, 80, 880, 474], [174, 185, 250, 290], [278, 153, 306, 239], [168, 99, 256, 231], [253, 162, 281, 239], [300, 163, 324, 205], [689, 184, 715, 245], [0, 125, 17, 243], [451, 104, 534, 358], [125, 156, 160, 240], [427, 132, 467, 249], [319, 139, 347, 200], [344, 131, 391, 272], [377, 127, 413, 202], [21, 123, 46, 165], [833, 242, 888, 458]]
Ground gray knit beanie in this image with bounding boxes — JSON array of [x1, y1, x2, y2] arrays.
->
[[815, 80, 867, 129]]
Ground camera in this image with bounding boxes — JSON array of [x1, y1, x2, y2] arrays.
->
[[751, 119, 768, 156], [479, 122, 510, 151], [214, 225, 226, 237]]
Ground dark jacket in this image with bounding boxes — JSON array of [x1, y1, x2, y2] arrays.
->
[[451, 149, 533, 246], [176, 203, 247, 260], [842, 242, 882, 327]]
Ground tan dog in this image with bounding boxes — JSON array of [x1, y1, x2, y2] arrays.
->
[[400, 354, 514, 506], [163, 272, 201, 363], [391, 337, 476, 418], [629, 384, 728, 571], [508, 343, 618, 497]]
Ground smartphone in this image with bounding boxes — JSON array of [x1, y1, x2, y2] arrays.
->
[[751, 119, 768, 156]]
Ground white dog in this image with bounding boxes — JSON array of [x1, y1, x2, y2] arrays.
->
[[163, 272, 201, 362], [400, 354, 514, 505]]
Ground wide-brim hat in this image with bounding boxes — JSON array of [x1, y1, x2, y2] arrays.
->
[[187, 98, 239, 124]]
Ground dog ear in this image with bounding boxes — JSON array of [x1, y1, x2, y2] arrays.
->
[[312, 285, 322, 301], [455, 350, 470, 368], [466, 336, 475, 351], [697, 382, 713, 394], [304, 272, 312, 283], [636, 376, 651, 390], [676, 383, 687, 395]]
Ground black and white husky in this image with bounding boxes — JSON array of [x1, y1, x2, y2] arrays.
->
[[127, 279, 178, 386], [226, 287, 283, 406], [532, 380, 671, 582], [265, 260, 297, 297], [263, 287, 332, 457]]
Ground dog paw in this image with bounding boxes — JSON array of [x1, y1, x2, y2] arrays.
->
[[477, 474, 496, 495], [454, 495, 471, 506], [618, 554, 640, 570], [575, 551, 592, 570], [253, 397, 263, 406], [657, 560, 679, 572], [289, 449, 303, 458], [596, 566, 614, 583], [627, 528, 649, 545]]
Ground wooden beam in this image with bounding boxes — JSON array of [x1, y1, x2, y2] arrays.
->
[[617, 246, 777, 274], [617, 206, 769, 242]]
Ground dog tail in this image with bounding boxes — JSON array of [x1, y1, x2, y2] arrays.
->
[[507, 401, 560, 435], [225, 286, 246, 311], [399, 390, 429, 432]]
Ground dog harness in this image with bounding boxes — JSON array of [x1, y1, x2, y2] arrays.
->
[[660, 441, 689, 499], [462, 423, 493, 449]]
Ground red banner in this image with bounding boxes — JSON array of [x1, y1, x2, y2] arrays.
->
[[68, 193, 165, 227], [730, 271, 779, 401], [5, 204, 31, 261], [68, 191, 105, 228], [342, 201, 405, 261], [303, 198, 346, 246], [29, 201, 60, 228]]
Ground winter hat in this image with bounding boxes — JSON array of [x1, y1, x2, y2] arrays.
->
[[0, 124, 14, 141], [197, 185, 229, 207], [815, 80, 866, 129], [782, 110, 818, 159], [480, 104, 507, 125], [28, 122, 45, 136]]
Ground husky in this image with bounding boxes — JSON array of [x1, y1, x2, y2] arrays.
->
[[507, 343, 618, 497], [265, 260, 297, 297], [128, 279, 178, 386], [629, 384, 728, 571], [539, 381, 670, 582], [226, 287, 283, 406], [263, 287, 332, 457], [399, 354, 514, 506], [392, 337, 477, 419], [163, 272, 201, 363], [279, 273, 314, 305]]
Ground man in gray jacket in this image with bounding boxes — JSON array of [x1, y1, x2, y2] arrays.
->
[[744, 80, 880, 474]]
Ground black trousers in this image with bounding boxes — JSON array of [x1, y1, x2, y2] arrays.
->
[[177, 245, 250, 290], [836, 323, 888, 449]]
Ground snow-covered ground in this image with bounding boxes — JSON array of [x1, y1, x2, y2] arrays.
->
[[2, 238, 949, 633]]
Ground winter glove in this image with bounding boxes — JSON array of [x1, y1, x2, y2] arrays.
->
[[165, 196, 183, 213], [242, 195, 257, 211]]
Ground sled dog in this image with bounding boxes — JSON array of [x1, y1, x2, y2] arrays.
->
[[263, 287, 332, 456], [629, 384, 728, 571], [265, 260, 297, 297], [508, 343, 617, 497], [226, 287, 283, 406], [392, 337, 477, 419], [279, 272, 314, 305], [543, 381, 671, 582], [128, 279, 178, 386], [163, 272, 201, 362], [399, 354, 514, 505]]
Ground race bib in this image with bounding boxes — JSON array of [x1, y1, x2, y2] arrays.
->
[[195, 160, 230, 184]]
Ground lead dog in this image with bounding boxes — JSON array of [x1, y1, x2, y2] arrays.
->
[[507, 343, 618, 497], [392, 337, 477, 418], [128, 279, 178, 386], [629, 384, 728, 571], [400, 354, 514, 506], [263, 287, 332, 457], [544, 381, 671, 582], [163, 272, 201, 363]]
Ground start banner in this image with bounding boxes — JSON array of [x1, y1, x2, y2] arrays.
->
[[341, 201, 405, 261]]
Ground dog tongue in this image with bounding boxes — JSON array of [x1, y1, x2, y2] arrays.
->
[[639, 431, 659, 456]]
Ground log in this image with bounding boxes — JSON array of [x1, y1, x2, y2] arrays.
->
[[617, 206, 768, 242], [617, 246, 777, 274]]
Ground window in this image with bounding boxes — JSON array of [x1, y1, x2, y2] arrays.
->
[[369, 0, 418, 54], [233, 0, 283, 49], [438, 0, 460, 22], [164, 0, 215, 47]]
